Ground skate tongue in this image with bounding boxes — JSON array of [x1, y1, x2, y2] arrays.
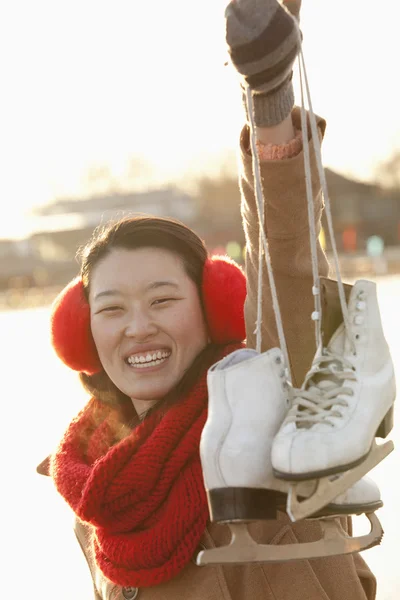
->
[[295, 383, 334, 429], [215, 348, 258, 370], [327, 323, 345, 355], [294, 364, 346, 429], [311, 379, 335, 391], [310, 360, 342, 390]]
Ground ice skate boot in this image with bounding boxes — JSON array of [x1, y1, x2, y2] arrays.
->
[[198, 347, 384, 565], [271, 278, 395, 520], [200, 347, 289, 524]]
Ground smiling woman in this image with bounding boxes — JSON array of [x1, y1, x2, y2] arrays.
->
[[41, 1, 380, 599], [85, 227, 210, 416], [49, 214, 247, 434]]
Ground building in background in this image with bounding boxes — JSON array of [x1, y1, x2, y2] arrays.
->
[[1, 170, 400, 294]]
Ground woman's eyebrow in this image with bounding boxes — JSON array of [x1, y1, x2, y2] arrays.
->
[[94, 281, 179, 301], [93, 289, 121, 301], [146, 281, 180, 291]]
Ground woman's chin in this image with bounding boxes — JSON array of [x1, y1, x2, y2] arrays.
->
[[123, 380, 175, 403]]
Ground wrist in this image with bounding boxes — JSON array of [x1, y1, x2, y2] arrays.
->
[[256, 114, 296, 145], [257, 128, 303, 161]]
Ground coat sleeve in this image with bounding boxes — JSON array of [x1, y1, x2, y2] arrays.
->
[[238, 107, 377, 599], [239, 107, 329, 387]]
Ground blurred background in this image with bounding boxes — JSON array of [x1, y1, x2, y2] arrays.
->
[[0, 1, 399, 599]]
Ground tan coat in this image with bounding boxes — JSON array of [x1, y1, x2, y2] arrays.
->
[[74, 109, 377, 600]]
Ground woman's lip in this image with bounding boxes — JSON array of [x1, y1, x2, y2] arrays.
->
[[123, 347, 171, 361], [126, 355, 170, 373]]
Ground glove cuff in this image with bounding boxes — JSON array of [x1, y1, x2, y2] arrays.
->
[[242, 77, 295, 128]]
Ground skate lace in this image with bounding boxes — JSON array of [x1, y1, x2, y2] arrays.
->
[[244, 29, 356, 389], [286, 351, 357, 427]]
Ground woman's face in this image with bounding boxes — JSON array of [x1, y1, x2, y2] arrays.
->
[[89, 247, 209, 409]]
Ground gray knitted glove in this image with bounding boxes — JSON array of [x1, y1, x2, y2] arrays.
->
[[226, 0, 302, 127]]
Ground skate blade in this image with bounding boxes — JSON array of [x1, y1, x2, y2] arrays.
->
[[196, 513, 383, 566], [287, 439, 394, 522]]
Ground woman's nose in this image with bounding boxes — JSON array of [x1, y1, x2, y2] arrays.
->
[[124, 310, 158, 339]]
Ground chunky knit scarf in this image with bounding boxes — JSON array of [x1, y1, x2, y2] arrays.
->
[[51, 343, 241, 588]]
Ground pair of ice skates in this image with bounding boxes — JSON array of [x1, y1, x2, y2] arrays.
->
[[201, 26, 396, 565], [197, 277, 395, 566]]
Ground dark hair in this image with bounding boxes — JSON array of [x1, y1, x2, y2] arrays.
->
[[79, 215, 208, 294], [77, 215, 222, 430]]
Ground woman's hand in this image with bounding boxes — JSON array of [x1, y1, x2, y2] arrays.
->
[[225, 0, 302, 128]]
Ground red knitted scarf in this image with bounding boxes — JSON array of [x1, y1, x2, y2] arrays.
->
[[51, 343, 241, 588]]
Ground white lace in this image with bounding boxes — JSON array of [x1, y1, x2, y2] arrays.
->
[[244, 22, 356, 391], [286, 351, 357, 427], [298, 48, 356, 356], [245, 86, 291, 382]]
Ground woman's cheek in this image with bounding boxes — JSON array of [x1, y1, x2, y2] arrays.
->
[[91, 318, 118, 351], [171, 306, 196, 331]]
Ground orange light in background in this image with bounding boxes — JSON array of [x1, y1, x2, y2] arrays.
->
[[342, 227, 357, 253], [211, 246, 226, 257]]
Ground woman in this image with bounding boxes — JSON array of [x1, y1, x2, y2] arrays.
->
[[44, 0, 378, 598]]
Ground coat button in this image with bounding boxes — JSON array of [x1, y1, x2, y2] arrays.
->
[[122, 587, 139, 599]]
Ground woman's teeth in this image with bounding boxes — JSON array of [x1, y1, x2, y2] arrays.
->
[[127, 351, 170, 369]]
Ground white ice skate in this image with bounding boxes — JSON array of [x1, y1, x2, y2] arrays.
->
[[265, 46, 396, 522], [271, 278, 396, 521], [208, 35, 390, 561], [197, 347, 384, 566]]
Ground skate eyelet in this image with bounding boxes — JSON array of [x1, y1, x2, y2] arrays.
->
[[275, 356, 282, 365], [356, 300, 366, 311], [355, 334, 360, 340], [354, 315, 364, 325]]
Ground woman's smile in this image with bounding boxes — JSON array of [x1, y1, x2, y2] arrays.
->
[[89, 247, 209, 409], [126, 349, 172, 370]]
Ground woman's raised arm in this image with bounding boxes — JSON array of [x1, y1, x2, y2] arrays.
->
[[239, 108, 329, 387], [225, 0, 329, 385]]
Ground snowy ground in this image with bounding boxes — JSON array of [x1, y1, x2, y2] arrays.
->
[[2, 275, 399, 599]]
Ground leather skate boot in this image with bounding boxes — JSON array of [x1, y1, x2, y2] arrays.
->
[[271, 277, 396, 482], [200, 347, 383, 524]]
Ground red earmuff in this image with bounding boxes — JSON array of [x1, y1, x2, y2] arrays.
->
[[202, 255, 246, 344], [50, 277, 102, 375], [50, 255, 247, 375]]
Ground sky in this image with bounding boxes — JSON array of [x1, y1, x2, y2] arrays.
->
[[1, 0, 400, 238]]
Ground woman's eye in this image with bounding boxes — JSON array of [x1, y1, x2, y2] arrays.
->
[[152, 298, 175, 306], [99, 306, 122, 313]]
